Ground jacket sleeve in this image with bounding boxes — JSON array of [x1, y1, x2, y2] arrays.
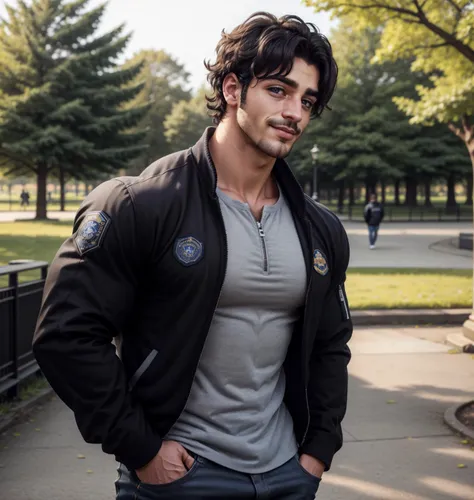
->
[[300, 222, 352, 470], [363, 204, 370, 223], [33, 179, 162, 470]]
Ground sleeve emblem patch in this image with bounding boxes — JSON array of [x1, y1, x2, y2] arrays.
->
[[75, 211, 111, 255], [313, 249, 329, 275]]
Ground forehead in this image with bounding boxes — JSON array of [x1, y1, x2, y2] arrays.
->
[[288, 58, 320, 86], [257, 57, 320, 90]]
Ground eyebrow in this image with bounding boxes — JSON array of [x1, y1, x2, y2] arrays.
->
[[263, 75, 319, 99]]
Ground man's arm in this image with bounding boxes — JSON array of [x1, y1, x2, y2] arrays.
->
[[33, 179, 162, 470], [299, 225, 352, 471], [363, 204, 371, 223]]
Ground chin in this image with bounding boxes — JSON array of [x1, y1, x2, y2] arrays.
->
[[257, 139, 292, 159]]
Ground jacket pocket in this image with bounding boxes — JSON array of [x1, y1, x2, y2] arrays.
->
[[128, 349, 159, 391]]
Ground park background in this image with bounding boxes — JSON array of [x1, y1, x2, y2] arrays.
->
[[0, 0, 473, 311], [0, 1, 473, 499]]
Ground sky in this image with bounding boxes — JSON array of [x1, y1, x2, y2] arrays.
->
[[0, 0, 335, 90]]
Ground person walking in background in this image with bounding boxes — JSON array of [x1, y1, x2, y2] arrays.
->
[[33, 12, 352, 500], [364, 193, 384, 249], [20, 189, 30, 208], [20, 189, 27, 207]]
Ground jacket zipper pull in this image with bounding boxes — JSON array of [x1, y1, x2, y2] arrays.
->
[[338, 285, 350, 320]]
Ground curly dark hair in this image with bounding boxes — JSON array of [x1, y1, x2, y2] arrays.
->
[[205, 12, 338, 124]]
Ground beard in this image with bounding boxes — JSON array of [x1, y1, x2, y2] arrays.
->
[[236, 105, 301, 159], [254, 137, 293, 159]]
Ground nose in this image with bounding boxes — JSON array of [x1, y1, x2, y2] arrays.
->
[[281, 96, 302, 124]]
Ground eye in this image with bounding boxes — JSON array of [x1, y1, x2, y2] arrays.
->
[[268, 86, 285, 96], [302, 99, 314, 110]]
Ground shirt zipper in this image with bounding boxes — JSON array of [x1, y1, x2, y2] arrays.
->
[[256, 220, 268, 272]]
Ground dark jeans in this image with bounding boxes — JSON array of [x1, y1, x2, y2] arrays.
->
[[368, 225, 379, 246], [115, 453, 320, 499]]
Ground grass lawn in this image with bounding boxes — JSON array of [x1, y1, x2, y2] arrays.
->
[[0, 220, 73, 286], [0, 221, 472, 309], [346, 268, 471, 310]]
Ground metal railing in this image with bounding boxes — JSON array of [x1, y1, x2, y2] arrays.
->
[[345, 205, 472, 222], [0, 260, 48, 398]]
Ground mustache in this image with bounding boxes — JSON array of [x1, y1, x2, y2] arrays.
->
[[267, 119, 301, 136]]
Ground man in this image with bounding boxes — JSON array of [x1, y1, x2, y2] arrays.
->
[[33, 12, 352, 500], [364, 193, 384, 249]]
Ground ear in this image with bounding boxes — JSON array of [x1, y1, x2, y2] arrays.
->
[[222, 73, 241, 109]]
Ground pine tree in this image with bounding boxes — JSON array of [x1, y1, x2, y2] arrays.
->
[[122, 49, 191, 174], [0, 0, 148, 219], [164, 86, 211, 152]]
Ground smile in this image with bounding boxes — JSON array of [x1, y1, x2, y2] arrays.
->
[[271, 126, 297, 140]]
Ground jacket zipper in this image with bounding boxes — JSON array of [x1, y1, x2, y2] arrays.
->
[[299, 219, 313, 447], [338, 285, 350, 320], [299, 280, 312, 448], [256, 221, 268, 272]]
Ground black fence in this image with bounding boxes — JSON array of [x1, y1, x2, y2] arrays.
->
[[0, 260, 48, 398], [345, 205, 472, 222]]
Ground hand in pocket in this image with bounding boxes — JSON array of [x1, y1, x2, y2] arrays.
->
[[136, 440, 195, 485]]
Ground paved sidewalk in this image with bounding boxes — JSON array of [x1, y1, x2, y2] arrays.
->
[[0, 210, 75, 222], [346, 222, 472, 269], [0, 326, 473, 499]]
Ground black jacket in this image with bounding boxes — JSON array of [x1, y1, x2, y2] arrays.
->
[[364, 201, 384, 226], [33, 128, 352, 473]]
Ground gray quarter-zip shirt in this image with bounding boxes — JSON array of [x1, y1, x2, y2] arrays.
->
[[165, 185, 307, 473]]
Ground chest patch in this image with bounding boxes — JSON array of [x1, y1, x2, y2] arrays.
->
[[174, 236, 204, 266], [313, 249, 329, 276], [75, 211, 111, 255]]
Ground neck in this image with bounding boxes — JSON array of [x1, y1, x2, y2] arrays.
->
[[209, 120, 277, 203]]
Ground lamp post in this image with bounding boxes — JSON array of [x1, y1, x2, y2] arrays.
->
[[311, 144, 319, 201]]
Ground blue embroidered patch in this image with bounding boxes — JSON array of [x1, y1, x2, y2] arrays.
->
[[75, 211, 111, 255], [174, 236, 204, 266], [313, 249, 329, 276]]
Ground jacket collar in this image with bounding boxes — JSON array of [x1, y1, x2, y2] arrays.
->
[[191, 127, 307, 219]]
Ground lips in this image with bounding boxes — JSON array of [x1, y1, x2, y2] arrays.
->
[[272, 125, 297, 140]]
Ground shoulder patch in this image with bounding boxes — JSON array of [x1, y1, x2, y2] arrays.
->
[[75, 211, 111, 256], [313, 249, 329, 276], [174, 236, 204, 266]]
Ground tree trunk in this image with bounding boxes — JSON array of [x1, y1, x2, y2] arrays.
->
[[394, 180, 401, 206], [35, 165, 48, 220], [466, 174, 473, 205], [365, 180, 376, 203], [447, 118, 474, 335], [424, 178, 433, 207], [337, 180, 344, 213], [75, 180, 80, 197], [381, 180, 386, 203], [404, 177, 418, 207], [59, 167, 66, 212], [446, 173, 457, 211], [327, 188, 332, 204], [349, 181, 355, 206]]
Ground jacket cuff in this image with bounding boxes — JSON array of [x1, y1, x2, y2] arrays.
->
[[299, 432, 339, 471], [115, 433, 163, 471]]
